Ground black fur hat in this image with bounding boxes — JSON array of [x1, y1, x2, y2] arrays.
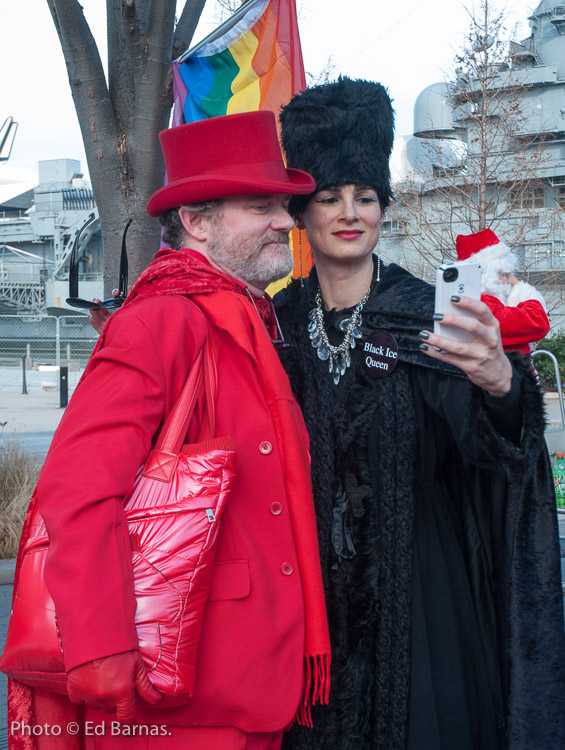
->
[[280, 76, 395, 214]]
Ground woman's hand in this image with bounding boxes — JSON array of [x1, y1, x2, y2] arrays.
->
[[418, 295, 512, 397]]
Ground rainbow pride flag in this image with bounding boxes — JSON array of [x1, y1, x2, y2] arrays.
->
[[173, 0, 305, 129], [172, 0, 312, 283]]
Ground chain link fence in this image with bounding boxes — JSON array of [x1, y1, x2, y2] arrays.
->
[[0, 314, 98, 373]]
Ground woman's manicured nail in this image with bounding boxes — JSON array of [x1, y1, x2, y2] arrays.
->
[[450, 295, 461, 303], [419, 343, 429, 351], [432, 313, 443, 321], [419, 330, 430, 340]]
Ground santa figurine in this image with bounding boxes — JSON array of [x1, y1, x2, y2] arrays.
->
[[456, 228, 550, 355]]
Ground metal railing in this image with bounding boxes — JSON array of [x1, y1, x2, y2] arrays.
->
[[0, 314, 98, 369], [533, 350, 565, 461]]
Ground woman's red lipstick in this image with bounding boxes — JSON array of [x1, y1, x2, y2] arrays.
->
[[332, 230, 363, 239]]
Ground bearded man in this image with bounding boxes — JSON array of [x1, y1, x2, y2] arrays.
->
[[6, 111, 330, 750]]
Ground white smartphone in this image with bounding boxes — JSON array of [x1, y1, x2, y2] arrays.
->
[[434, 260, 482, 343]]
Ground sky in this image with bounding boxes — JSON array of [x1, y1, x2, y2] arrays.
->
[[0, 0, 539, 184]]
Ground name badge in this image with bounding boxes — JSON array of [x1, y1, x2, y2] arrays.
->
[[361, 330, 399, 378]]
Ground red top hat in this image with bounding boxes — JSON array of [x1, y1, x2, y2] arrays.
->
[[456, 228, 500, 261], [147, 111, 316, 217]]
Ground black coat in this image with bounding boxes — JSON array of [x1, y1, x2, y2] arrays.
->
[[275, 262, 565, 750]]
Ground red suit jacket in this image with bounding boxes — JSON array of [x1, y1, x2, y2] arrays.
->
[[481, 294, 549, 355], [34, 268, 309, 731]]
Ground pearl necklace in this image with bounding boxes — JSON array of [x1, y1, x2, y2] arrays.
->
[[308, 257, 380, 385]]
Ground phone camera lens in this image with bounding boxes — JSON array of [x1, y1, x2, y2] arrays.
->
[[443, 267, 459, 283]]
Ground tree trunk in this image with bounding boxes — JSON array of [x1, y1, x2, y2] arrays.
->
[[46, 0, 206, 294]]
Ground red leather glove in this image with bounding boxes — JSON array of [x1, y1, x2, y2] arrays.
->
[[67, 650, 161, 722]]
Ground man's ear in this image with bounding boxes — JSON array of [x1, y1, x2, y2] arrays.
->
[[178, 208, 210, 243], [294, 213, 305, 230]]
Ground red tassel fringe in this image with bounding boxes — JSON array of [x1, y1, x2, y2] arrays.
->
[[295, 654, 331, 728]]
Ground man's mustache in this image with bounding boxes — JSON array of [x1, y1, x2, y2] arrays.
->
[[260, 232, 291, 246]]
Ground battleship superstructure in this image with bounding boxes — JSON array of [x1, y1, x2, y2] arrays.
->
[[0, 158, 103, 314]]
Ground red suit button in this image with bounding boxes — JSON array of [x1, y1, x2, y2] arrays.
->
[[259, 441, 272, 454], [281, 562, 294, 576], [270, 502, 283, 516]]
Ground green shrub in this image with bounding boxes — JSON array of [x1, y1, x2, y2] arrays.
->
[[534, 331, 565, 390], [0, 438, 40, 558]]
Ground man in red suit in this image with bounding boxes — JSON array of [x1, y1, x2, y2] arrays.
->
[[7, 112, 330, 750], [456, 228, 550, 355]]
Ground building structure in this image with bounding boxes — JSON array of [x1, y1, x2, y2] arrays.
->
[[0, 158, 103, 314], [380, 0, 565, 327]]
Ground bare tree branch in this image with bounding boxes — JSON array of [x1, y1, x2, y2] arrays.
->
[[389, 0, 554, 301], [121, 0, 146, 88], [47, 0, 118, 140], [107, 0, 135, 129], [173, 0, 208, 60]]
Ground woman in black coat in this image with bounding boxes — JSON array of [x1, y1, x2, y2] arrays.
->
[[276, 77, 565, 750]]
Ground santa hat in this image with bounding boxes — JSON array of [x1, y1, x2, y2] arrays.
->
[[280, 77, 395, 214], [456, 228, 514, 270]]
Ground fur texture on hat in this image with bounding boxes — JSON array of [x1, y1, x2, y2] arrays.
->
[[280, 77, 395, 213]]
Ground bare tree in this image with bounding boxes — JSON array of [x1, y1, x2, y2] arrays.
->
[[388, 0, 552, 279], [46, 0, 208, 293]]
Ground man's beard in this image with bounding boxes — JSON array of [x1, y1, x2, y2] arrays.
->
[[207, 222, 294, 288]]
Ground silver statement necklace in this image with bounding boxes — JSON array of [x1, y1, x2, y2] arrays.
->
[[308, 257, 380, 385]]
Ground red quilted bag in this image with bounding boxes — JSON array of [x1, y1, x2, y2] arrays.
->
[[0, 336, 235, 705]]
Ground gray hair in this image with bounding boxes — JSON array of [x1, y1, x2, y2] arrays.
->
[[160, 200, 223, 250]]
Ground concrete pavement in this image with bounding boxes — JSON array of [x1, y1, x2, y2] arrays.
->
[[0, 367, 79, 459], [0, 364, 82, 435], [0, 390, 65, 435]]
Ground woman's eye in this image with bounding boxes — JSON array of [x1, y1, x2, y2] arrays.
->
[[358, 196, 377, 204], [316, 196, 338, 204]]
